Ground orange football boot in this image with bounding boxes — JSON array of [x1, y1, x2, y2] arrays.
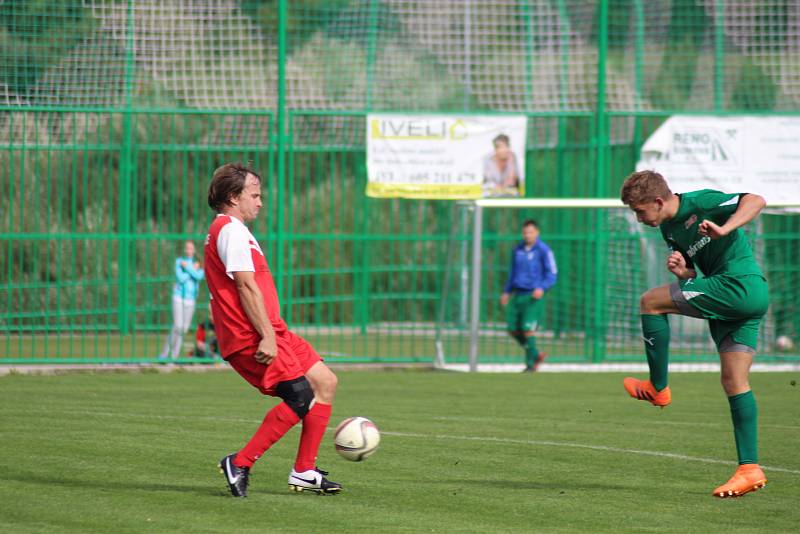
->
[[712, 464, 767, 498], [532, 351, 547, 372], [623, 377, 671, 407]]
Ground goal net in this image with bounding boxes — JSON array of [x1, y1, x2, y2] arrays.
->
[[434, 198, 800, 371]]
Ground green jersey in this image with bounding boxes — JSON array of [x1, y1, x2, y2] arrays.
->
[[659, 189, 763, 278]]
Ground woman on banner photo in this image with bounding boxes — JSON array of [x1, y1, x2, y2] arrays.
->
[[483, 133, 522, 197]]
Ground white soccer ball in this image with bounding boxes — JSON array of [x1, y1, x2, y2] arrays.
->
[[776, 335, 795, 352], [334, 416, 380, 461]]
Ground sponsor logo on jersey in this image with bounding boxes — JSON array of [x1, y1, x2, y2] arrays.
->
[[686, 236, 711, 258], [684, 214, 697, 229]]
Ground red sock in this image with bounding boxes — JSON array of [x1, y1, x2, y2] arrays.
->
[[234, 402, 300, 468], [294, 402, 332, 472]]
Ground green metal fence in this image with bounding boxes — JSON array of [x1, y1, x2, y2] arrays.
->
[[1, 1, 799, 364]]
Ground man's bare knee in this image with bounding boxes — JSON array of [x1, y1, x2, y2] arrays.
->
[[640, 286, 676, 315], [720, 373, 749, 396], [639, 292, 654, 314], [309, 365, 337, 403], [326, 370, 338, 394], [320, 370, 337, 397]]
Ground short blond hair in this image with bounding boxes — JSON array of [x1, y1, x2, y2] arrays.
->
[[620, 170, 672, 205]]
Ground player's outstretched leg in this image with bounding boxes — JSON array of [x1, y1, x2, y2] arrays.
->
[[624, 289, 674, 406], [287, 362, 342, 495], [220, 400, 301, 497], [219, 453, 250, 498], [639, 313, 671, 389], [713, 350, 765, 497]]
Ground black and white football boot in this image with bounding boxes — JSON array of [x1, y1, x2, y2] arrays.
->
[[219, 453, 250, 497], [288, 467, 342, 495]]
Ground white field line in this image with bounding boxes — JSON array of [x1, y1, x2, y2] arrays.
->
[[381, 430, 800, 476], [8, 408, 799, 476], [441, 363, 800, 373], [431, 415, 800, 431]]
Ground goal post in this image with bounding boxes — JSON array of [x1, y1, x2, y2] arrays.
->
[[469, 198, 626, 372], [434, 198, 800, 372]]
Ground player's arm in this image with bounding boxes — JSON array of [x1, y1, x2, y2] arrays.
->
[[185, 262, 205, 281], [233, 271, 278, 364], [532, 246, 557, 299], [699, 193, 766, 239], [666, 251, 696, 280], [661, 228, 696, 280], [175, 259, 191, 283], [217, 223, 277, 364], [540, 247, 557, 290]]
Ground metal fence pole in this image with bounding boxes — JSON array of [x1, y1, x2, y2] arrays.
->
[[592, 0, 610, 362], [117, 0, 136, 336], [468, 204, 483, 372], [714, 0, 725, 111], [463, 0, 472, 111], [276, 0, 288, 302]]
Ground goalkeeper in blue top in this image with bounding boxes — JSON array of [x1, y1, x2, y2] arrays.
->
[[500, 219, 558, 372], [620, 170, 769, 499]]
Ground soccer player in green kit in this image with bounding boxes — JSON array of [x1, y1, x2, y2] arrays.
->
[[620, 170, 769, 498]]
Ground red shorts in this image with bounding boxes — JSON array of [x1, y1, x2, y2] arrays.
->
[[226, 331, 322, 396]]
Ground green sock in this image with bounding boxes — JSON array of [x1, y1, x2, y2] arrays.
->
[[641, 314, 670, 391], [524, 336, 538, 368], [728, 390, 758, 464]]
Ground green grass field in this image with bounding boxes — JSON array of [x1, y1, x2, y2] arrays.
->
[[1, 369, 799, 532]]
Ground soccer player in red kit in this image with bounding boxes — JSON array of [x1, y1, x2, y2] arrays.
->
[[205, 163, 341, 497]]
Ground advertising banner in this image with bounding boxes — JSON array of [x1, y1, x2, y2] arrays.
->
[[366, 114, 527, 199], [637, 116, 800, 204]]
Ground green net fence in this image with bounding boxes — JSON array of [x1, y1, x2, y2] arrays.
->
[[435, 204, 799, 366], [1, 1, 799, 364]]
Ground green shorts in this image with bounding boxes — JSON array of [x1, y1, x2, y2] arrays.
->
[[505, 291, 545, 333], [669, 274, 769, 352]]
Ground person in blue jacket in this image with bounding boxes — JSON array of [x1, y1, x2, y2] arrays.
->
[[158, 240, 205, 360], [500, 220, 558, 371]]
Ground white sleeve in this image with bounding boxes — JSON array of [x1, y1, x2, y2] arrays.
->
[[217, 223, 255, 278]]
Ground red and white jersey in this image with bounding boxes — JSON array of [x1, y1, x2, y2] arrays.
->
[[204, 214, 287, 358]]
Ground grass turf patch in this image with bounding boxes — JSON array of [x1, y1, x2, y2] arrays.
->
[[1, 370, 799, 532]]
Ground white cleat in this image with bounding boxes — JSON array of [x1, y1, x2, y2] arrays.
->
[[288, 467, 342, 495]]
